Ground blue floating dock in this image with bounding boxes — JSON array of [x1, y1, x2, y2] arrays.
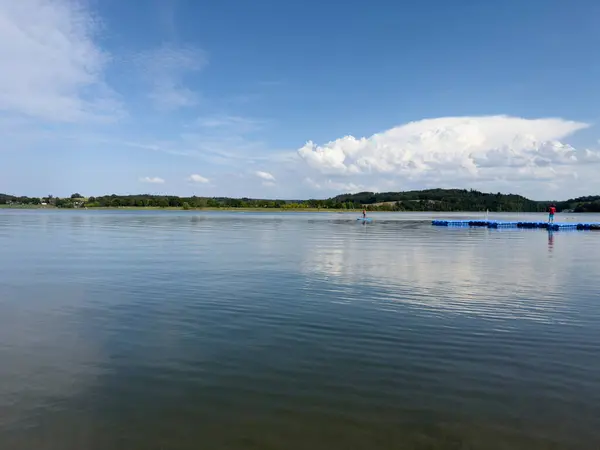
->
[[432, 219, 600, 231]]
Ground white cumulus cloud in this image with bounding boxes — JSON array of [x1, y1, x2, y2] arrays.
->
[[187, 174, 209, 183], [255, 170, 275, 181], [139, 176, 165, 184], [297, 116, 597, 193]]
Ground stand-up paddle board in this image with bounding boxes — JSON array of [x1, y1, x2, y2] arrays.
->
[[357, 217, 372, 222]]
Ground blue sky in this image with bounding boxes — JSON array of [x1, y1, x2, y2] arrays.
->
[[1, 0, 600, 199]]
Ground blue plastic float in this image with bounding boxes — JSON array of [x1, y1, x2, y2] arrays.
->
[[431, 219, 600, 231]]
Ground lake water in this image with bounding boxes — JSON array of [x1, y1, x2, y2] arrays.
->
[[1, 210, 600, 449]]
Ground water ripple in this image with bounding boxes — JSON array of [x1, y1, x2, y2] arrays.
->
[[1, 210, 600, 449]]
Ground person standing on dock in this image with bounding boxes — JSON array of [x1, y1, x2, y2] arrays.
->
[[548, 204, 557, 223]]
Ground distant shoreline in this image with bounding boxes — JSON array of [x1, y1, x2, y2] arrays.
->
[[2, 205, 597, 213], [0, 205, 360, 213], [3, 189, 599, 212]]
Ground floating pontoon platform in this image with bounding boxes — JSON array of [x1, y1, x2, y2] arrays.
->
[[432, 220, 600, 231]]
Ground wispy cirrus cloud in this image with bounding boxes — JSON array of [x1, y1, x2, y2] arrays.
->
[[196, 114, 265, 133], [135, 43, 207, 111], [0, 0, 123, 122]]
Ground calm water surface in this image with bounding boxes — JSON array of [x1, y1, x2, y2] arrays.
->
[[1, 210, 599, 449]]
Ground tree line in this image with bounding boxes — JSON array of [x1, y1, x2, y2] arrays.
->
[[555, 196, 600, 213], [84, 195, 360, 209], [1, 189, 599, 212], [334, 189, 546, 212], [0, 193, 359, 210]]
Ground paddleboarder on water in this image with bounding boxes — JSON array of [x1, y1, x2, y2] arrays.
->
[[362, 208, 367, 219]]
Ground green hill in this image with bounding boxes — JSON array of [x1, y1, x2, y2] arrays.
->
[[333, 189, 544, 212], [556, 196, 600, 213]]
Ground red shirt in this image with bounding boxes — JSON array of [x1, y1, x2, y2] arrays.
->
[[549, 206, 556, 214]]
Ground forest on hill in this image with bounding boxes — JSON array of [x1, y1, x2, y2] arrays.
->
[[555, 196, 600, 213], [333, 189, 543, 212], [334, 189, 600, 212], [1, 189, 600, 212]]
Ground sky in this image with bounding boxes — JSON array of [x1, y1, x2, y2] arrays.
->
[[1, 0, 600, 200]]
